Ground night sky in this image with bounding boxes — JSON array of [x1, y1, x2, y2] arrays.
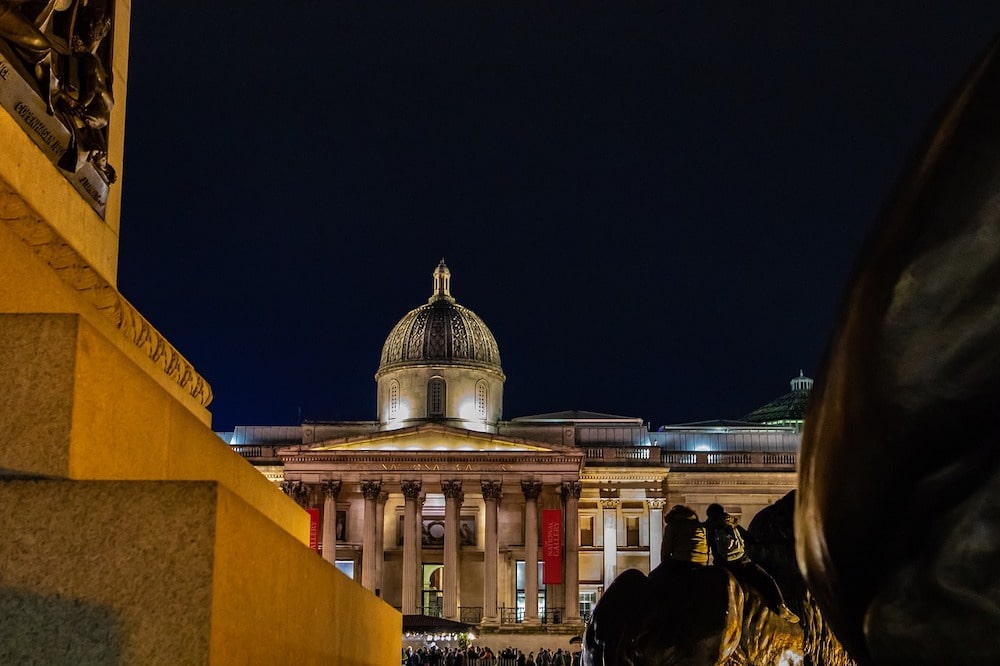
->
[[117, 4, 1000, 432]]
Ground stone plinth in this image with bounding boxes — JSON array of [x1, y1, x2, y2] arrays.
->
[[0, 479, 401, 665], [0, 312, 304, 540]]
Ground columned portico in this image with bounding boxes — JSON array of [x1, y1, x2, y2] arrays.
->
[[561, 481, 581, 622], [442, 480, 463, 620], [481, 480, 502, 625], [360, 480, 382, 592], [521, 480, 542, 625], [402, 480, 422, 614], [321, 480, 342, 565]]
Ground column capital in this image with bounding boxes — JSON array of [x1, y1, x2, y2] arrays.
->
[[280, 479, 310, 507], [560, 480, 582, 501], [600, 497, 620, 510], [520, 480, 543, 501], [441, 479, 464, 500], [401, 480, 422, 500], [481, 480, 503, 501], [360, 480, 383, 501], [322, 479, 343, 500], [378, 490, 389, 505], [646, 498, 667, 510]]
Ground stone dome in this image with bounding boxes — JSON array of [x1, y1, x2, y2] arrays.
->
[[377, 260, 503, 377]]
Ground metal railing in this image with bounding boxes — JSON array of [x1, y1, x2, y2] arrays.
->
[[460, 607, 483, 624], [415, 606, 483, 624], [497, 606, 567, 625], [659, 450, 797, 469], [582, 447, 798, 469]]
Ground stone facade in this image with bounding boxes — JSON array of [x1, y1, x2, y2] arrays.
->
[[224, 264, 801, 640]]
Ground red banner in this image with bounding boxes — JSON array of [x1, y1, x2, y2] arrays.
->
[[542, 509, 563, 584], [307, 508, 320, 552]]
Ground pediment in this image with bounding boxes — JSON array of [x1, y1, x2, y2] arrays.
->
[[305, 424, 562, 454]]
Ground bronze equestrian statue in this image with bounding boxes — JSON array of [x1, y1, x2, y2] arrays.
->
[[796, 35, 1000, 666], [583, 499, 816, 666]]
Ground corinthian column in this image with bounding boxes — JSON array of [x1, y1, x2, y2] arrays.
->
[[360, 480, 382, 592], [521, 480, 543, 625], [401, 480, 422, 615], [321, 480, 342, 565], [375, 491, 388, 595], [481, 480, 503, 625], [442, 480, 464, 620], [562, 481, 582, 622], [600, 493, 620, 596], [647, 498, 666, 571]]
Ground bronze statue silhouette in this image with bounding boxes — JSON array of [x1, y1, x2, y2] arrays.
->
[[796, 35, 1000, 666], [583, 500, 824, 666]]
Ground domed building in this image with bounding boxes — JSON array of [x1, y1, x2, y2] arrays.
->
[[222, 262, 802, 652], [743, 371, 814, 431], [377, 260, 505, 433]]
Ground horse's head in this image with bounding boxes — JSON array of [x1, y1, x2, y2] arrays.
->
[[797, 35, 1000, 665]]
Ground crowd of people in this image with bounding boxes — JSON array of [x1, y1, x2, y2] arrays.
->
[[402, 645, 580, 666]]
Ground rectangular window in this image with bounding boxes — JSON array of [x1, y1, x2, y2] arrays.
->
[[515, 560, 546, 622], [626, 516, 640, 547], [335, 560, 355, 579], [580, 515, 594, 547]]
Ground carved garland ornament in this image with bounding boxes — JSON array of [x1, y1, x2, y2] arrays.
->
[[0, 180, 214, 406]]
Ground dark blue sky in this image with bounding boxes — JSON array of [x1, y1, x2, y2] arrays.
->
[[117, 4, 1000, 431]]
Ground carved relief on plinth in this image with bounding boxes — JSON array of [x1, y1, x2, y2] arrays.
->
[[480, 480, 503, 501], [401, 480, 422, 500], [280, 479, 310, 508], [322, 480, 343, 500], [560, 480, 582, 502], [0, 0, 118, 213], [360, 480, 383, 501], [521, 480, 543, 501]]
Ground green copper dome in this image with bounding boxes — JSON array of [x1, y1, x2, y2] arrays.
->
[[743, 371, 813, 428]]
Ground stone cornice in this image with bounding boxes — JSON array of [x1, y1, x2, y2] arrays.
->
[[0, 181, 212, 406]]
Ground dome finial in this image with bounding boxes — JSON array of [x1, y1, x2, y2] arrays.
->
[[430, 259, 455, 303]]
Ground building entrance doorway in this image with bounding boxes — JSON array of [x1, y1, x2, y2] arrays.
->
[[422, 564, 444, 617]]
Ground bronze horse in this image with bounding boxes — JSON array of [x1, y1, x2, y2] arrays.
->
[[583, 499, 817, 666], [797, 36, 1000, 665]]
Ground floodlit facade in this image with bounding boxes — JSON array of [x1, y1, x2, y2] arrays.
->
[[221, 261, 805, 640]]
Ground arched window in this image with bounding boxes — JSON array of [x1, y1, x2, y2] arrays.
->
[[427, 377, 446, 417], [388, 381, 400, 420], [476, 380, 488, 419]]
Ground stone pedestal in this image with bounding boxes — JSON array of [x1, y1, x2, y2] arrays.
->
[[0, 479, 401, 665]]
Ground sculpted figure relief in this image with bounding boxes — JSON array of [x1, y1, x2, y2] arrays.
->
[[0, 0, 115, 183]]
